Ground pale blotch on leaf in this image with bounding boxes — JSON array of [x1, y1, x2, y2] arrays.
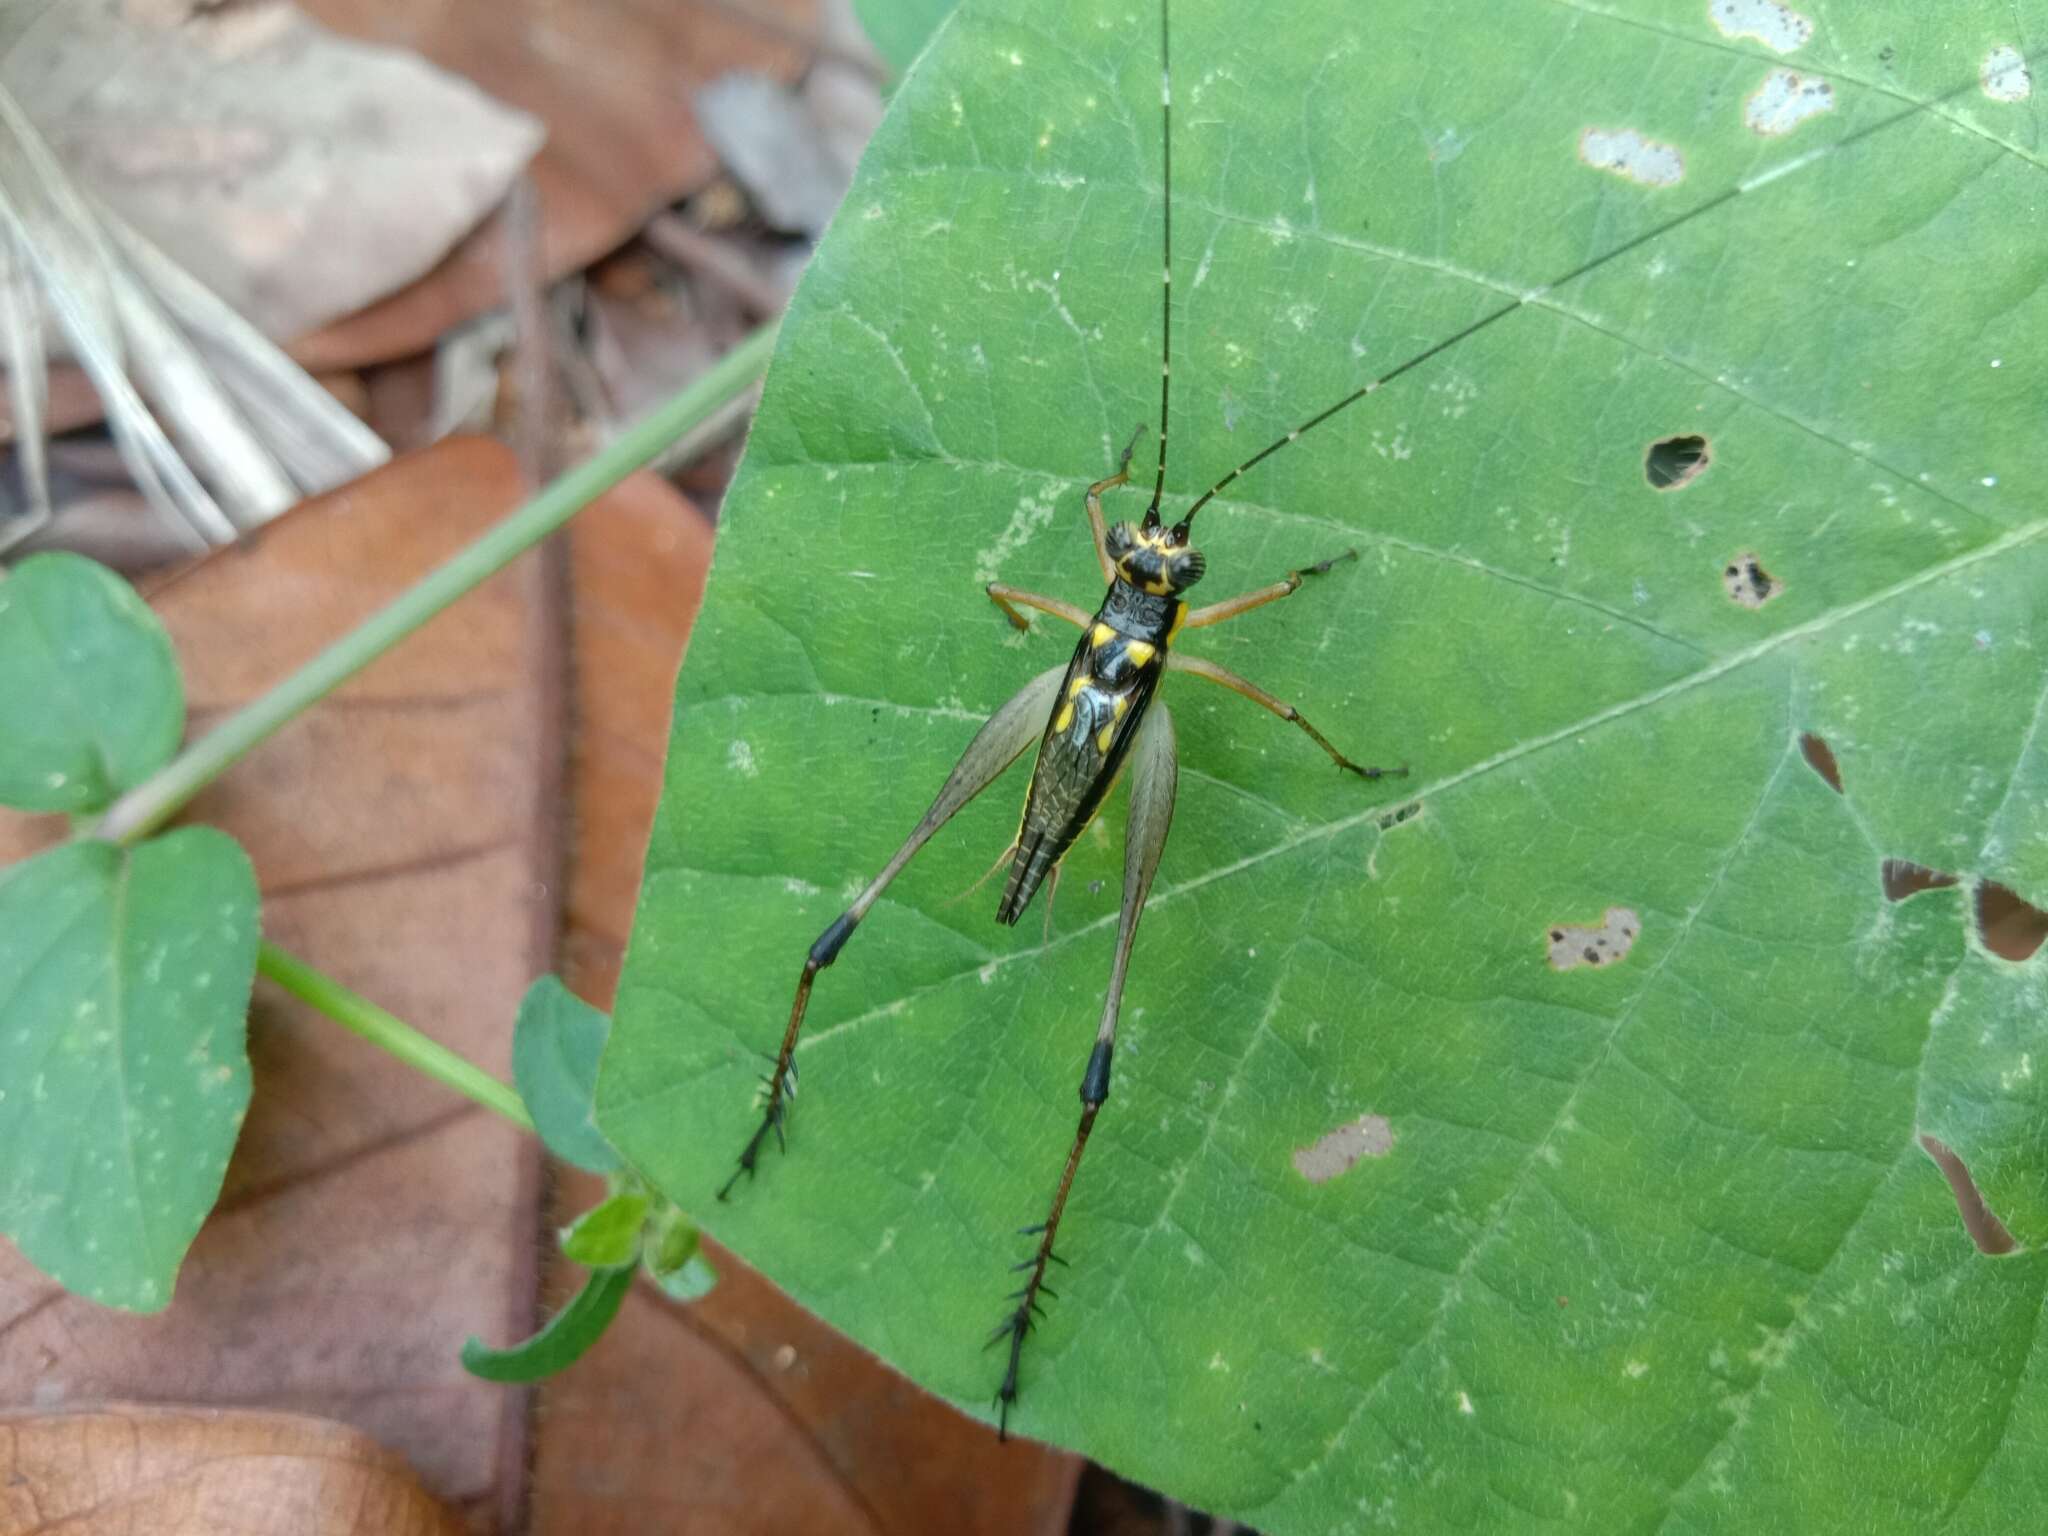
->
[[1981, 46, 2031, 103], [1721, 552, 1781, 610], [1745, 70, 1834, 136], [1546, 907, 1639, 971], [1709, 0, 1814, 54], [1292, 1113, 1395, 1183], [1578, 127, 1683, 188], [1645, 433, 1710, 490]]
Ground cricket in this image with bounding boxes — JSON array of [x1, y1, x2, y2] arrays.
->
[[714, 0, 1412, 1432]]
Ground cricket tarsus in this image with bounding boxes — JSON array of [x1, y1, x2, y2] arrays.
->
[[994, 1085, 1103, 1439]]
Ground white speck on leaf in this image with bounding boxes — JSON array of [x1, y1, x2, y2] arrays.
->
[[727, 739, 759, 778], [1709, 0, 1813, 53], [1578, 127, 1683, 187], [1745, 70, 1834, 136], [1982, 46, 2031, 102], [1293, 1114, 1395, 1182]]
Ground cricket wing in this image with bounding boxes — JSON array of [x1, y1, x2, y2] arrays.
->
[[996, 623, 1164, 925]]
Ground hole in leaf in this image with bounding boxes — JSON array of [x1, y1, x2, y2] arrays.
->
[[1977, 881, 2048, 962], [1645, 434, 1710, 490], [1882, 859, 1958, 902], [1376, 800, 1422, 831], [1721, 551, 1781, 609], [1292, 1114, 1395, 1183], [1798, 732, 1843, 793], [1918, 1134, 2017, 1255], [1546, 907, 1639, 971]]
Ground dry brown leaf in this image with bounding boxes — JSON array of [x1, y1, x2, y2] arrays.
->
[[0, 1405, 462, 1536], [292, 0, 821, 370], [0, 0, 543, 345]]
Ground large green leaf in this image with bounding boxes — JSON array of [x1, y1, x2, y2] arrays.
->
[[0, 830, 259, 1309], [602, 0, 2048, 1526]]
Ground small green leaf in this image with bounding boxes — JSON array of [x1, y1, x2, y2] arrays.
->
[[647, 1203, 704, 1277], [0, 553, 184, 813], [512, 975, 618, 1172], [0, 829, 258, 1309], [651, 1251, 718, 1304], [560, 1191, 649, 1268], [461, 1263, 635, 1382]]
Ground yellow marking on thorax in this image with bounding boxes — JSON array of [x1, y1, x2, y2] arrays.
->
[[1123, 639, 1156, 668], [1054, 701, 1075, 732], [1096, 724, 1115, 752], [1167, 604, 1187, 642], [1068, 674, 1091, 699], [1092, 622, 1115, 646], [1111, 695, 1129, 719]]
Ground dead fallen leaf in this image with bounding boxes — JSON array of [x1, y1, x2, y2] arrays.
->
[[531, 474, 1082, 1534], [291, 0, 822, 370], [0, 0, 543, 345], [0, 1405, 462, 1536]]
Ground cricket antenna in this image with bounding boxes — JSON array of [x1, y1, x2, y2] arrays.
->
[[1147, 0, 1174, 530]]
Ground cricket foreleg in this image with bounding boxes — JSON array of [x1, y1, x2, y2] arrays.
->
[[1167, 652, 1407, 780], [985, 583, 1090, 634], [719, 663, 1068, 1201], [1085, 424, 1148, 583], [1182, 547, 1357, 629], [992, 704, 1178, 1437]]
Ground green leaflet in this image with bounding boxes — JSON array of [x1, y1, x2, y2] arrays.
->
[[461, 1263, 636, 1383], [0, 553, 184, 814], [513, 974, 620, 1172], [0, 831, 259, 1309], [602, 1, 2048, 1528]]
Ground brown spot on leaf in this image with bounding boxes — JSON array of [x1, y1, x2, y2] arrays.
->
[[1722, 552, 1780, 609], [1919, 1134, 2017, 1255], [1292, 1114, 1395, 1183], [1546, 907, 1639, 971], [1799, 731, 1843, 793], [1645, 434, 1710, 490]]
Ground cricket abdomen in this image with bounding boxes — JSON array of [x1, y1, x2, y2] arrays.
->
[[996, 585, 1178, 925]]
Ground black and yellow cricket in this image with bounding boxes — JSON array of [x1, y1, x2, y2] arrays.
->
[[717, 0, 1410, 1433]]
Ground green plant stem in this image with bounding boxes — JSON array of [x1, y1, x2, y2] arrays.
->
[[94, 319, 780, 846], [257, 940, 535, 1133]]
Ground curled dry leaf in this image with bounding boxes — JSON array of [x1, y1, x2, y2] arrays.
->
[[0, 1405, 462, 1536]]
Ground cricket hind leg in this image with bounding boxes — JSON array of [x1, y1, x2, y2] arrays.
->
[[1167, 651, 1408, 780], [719, 662, 1068, 1201], [991, 703, 1179, 1437]]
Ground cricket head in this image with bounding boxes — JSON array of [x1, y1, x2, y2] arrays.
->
[[1107, 515, 1205, 595]]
